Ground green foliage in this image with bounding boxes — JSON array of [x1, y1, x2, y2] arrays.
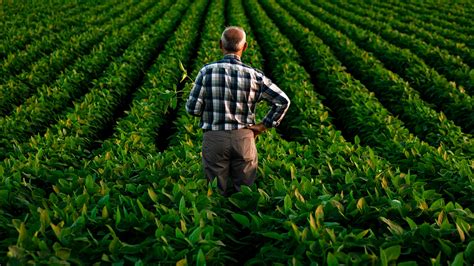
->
[[0, 0, 472, 265]]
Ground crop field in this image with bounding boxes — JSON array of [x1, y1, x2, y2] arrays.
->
[[1, 0, 473, 264]]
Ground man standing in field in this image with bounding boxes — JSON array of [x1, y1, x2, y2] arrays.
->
[[186, 26, 290, 196]]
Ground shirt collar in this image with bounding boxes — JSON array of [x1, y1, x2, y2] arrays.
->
[[223, 54, 241, 61]]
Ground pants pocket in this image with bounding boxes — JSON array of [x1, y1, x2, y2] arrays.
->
[[234, 135, 256, 161]]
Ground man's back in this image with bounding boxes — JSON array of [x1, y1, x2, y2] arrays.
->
[[186, 54, 289, 131], [185, 26, 290, 195]]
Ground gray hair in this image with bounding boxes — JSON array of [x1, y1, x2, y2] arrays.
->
[[221, 26, 246, 52]]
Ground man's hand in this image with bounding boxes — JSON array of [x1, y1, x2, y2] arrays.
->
[[247, 123, 267, 138]]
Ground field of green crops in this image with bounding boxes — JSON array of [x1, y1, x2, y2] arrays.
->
[[1, 0, 473, 264]]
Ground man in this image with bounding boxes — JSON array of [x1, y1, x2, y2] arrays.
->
[[186, 26, 290, 195]]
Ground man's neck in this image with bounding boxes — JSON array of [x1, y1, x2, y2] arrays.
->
[[223, 52, 242, 59]]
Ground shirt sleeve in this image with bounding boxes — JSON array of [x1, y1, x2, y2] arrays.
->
[[259, 75, 290, 128], [186, 69, 206, 117]]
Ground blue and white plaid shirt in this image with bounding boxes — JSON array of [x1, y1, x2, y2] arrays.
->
[[186, 54, 290, 131]]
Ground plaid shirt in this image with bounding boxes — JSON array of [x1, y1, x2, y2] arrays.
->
[[186, 54, 290, 131]]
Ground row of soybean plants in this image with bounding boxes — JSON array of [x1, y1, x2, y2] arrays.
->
[[104, 0, 474, 263], [238, 0, 401, 263], [0, 1, 135, 116], [0, 0, 165, 160], [242, 0, 473, 264], [1, 0, 192, 263], [0, 1, 116, 79], [369, 1, 474, 49], [308, 0, 474, 135], [353, 1, 474, 69], [350, 1, 474, 70], [58, 0, 277, 263], [265, 0, 473, 206], [0, 1, 87, 59], [401, 0, 474, 29], [3, 0, 216, 264], [252, 1, 472, 263], [281, 0, 474, 158], [414, 1, 474, 21], [379, 1, 474, 40], [321, 1, 473, 95], [133, 0, 235, 262]]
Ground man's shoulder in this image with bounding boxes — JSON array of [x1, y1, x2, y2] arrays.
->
[[240, 62, 264, 75], [199, 59, 265, 77], [198, 60, 221, 72]]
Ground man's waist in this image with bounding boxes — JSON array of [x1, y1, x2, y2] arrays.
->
[[202, 124, 252, 132]]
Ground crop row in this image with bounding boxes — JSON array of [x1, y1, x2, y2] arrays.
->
[[65, 0, 474, 263], [0, 0, 188, 221], [402, 0, 474, 28], [0, 1, 137, 116], [250, 0, 473, 263], [322, 1, 473, 95], [282, 0, 473, 158], [350, 1, 474, 69], [243, 0, 402, 263], [263, 0, 473, 204], [414, 1, 474, 19], [4, 0, 212, 263], [0, 1, 118, 79], [2, 0, 473, 264], [0, 1, 86, 59], [308, 0, 474, 135], [0, 0, 168, 160], [89, 0, 209, 162], [70, 0, 246, 262], [379, 1, 474, 39]]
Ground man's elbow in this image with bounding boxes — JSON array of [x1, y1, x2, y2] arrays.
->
[[281, 96, 290, 110]]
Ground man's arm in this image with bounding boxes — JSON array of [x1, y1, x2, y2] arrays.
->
[[259, 75, 290, 128], [185, 70, 206, 117]]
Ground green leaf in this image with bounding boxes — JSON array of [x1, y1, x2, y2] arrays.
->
[[380, 247, 388, 266], [109, 238, 120, 254], [380, 217, 404, 235], [50, 223, 62, 242], [384, 245, 401, 262], [171, 97, 177, 109], [175, 228, 185, 239], [397, 262, 418, 266], [179, 196, 186, 214], [438, 238, 452, 257], [55, 247, 71, 260], [284, 194, 292, 213], [179, 60, 186, 73], [249, 213, 262, 230], [196, 248, 206, 266], [465, 240, 474, 262], [148, 188, 158, 203], [354, 135, 360, 145], [327, 252, 338, 266], [181, 73, 188, 83], [451, 252, 464, 266], [115, 206, 121, 226], [231, 213, 250, 228], [260, 232, 286, 240], [188, 227, 201, 244], [85, 175, 94, 192], [176, 258, 188, 266]]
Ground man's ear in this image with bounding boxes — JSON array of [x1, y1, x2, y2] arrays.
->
[[242, 42, 248, 52]]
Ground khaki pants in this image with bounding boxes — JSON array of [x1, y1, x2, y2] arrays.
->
[[202, 128, 257, 195]]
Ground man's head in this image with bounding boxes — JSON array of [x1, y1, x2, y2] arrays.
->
[[220, 26, 247, 56]]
